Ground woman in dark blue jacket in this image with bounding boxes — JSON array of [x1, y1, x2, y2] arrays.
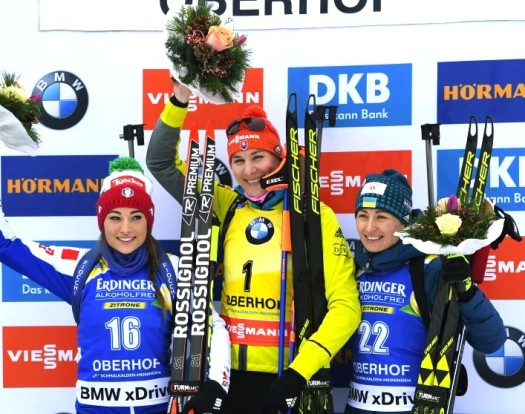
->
[[345, 169, 506, 414]]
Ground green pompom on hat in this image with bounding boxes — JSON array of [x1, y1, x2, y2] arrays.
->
[[108, 156, 145, 174], [96, 156, 155, 230]]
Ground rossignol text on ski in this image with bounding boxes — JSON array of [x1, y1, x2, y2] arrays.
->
[[168, 124, 218, 414]]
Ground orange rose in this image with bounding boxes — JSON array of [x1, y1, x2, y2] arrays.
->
[[436, 197, 449, 216], [206, 25, 234, 52]]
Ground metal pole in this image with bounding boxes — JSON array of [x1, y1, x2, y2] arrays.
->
[[119, 124, 145, 158], [420, 123, 440, 206]]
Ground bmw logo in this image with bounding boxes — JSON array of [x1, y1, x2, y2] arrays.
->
[[473, 326, 525, 388], [246, 217, 274, 245], [32, 71, 89, 130]]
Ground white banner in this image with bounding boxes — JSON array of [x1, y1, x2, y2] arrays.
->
[[3, 0, 525, 412], [39, 0, 525, 32]]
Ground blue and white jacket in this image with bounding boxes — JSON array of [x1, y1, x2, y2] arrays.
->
[[347, 241, 505, 412], [0, 215, 230, 414]]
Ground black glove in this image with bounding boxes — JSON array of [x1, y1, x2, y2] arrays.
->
[[441, 254, 475, 302], [262, 368, 306, 414], [411, 208, 424, 220], [182, 380, 225, 414], [491, 205, 522, 249]]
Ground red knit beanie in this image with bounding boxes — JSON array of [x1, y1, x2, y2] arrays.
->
[[226, 105, 284, 162], [96, 157, 155, 231]]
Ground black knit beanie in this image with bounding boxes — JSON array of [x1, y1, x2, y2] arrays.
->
[[355, 169, 413, 225]]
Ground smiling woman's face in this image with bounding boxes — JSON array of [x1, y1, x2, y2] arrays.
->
[[230, 149, 281, 197], [355, 208, 405, 253], [103, 207, 147, 254]]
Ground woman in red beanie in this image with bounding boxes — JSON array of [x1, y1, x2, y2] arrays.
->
[[0, 156, 230, 414], [147, 83, 361, 414]]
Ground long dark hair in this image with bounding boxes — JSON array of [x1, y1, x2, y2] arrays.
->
[[99, 231, 170, 317], [145, 233, 170, 318]]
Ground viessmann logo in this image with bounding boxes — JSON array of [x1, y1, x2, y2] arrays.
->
[[142, 67, 264, 131], [478, 237, 525, 300], [318, 150, 412, 214], [3, 326, 78, 387]]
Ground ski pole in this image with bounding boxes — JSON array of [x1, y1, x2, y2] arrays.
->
[[278, 192, 291, 375], [447, 115, 494, 413], [314, 103, 337, 152], [119, 123, 145, 159], [420, 123, 440, 207]]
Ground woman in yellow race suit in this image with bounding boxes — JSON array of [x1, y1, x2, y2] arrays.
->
[[147, 82, 361, 414]]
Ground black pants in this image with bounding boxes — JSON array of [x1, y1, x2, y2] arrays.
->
[[221, 369, 297, 414]]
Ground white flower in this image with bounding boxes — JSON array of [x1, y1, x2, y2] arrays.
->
[[0, 85, 28, 103], [435, 213, 462, 236]]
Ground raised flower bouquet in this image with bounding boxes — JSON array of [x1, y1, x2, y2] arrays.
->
[[164, 0, 251, 104], [0, 72, 41, 155], [395, 194, 504, 255]]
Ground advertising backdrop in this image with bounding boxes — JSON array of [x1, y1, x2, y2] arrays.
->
[[1, 1, 525, 413]]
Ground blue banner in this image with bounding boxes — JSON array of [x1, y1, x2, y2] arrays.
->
[[288, 64, 412, 127], [438, 59, 525, 124], [1, 155, 116, 217]]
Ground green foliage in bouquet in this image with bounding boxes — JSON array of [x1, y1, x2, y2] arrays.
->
[[165, 0, 251, 103], [0, 71, 41, 144], [403, 195, 496, 247]]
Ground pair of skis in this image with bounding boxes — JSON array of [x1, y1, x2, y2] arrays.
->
[[263, 93, 337, 413], [168, 124, 218, 414], [168, 95, 335, 413], [412, 115, 494, 414], [292, 95, 335, 414]]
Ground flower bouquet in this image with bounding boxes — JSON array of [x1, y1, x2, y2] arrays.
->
[[0, 72, 41, 156], [164, 0, 251, 104], [395, 194, 504, 255]]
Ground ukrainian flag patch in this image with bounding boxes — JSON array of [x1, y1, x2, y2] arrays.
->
[[362, 197, 377, 208]]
